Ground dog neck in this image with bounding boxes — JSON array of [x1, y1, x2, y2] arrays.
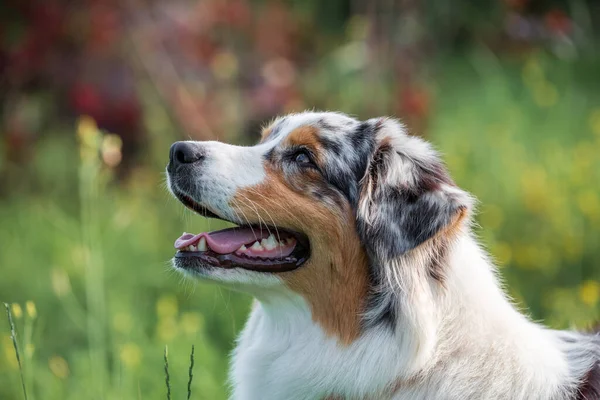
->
[[376, 233, 598, 398], [232, 233, 599, 399]]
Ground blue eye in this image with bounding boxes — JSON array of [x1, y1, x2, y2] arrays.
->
[[294, 151, 312, 165]]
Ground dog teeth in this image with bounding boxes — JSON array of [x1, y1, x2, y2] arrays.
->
[[179, 235, 296, 254], [197, 237, 207, 251], [261, 234, 279, 250], [239, 235, 296, 253]]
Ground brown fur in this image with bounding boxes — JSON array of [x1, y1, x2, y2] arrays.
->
[[282, 126, 322, 152], [260, 125, 273, 142], [425, 205, 468, 282], [232, 163, 369, 344]]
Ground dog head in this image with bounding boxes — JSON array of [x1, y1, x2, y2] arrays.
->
[[167, 111, 472, 342]]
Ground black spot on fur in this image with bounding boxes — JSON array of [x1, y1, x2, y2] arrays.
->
[[264, 148, 275, 162], [364, 288, 397, 329], [418, 162, 455, 189], [266, 120, 285, 142], [351, 122, 374, 144], [319, 122, 377, 208], [319, 136, 343, 154], [326, 173, 356, 202], [318, 118, 337, 132], [349, 124, 377, 182], [428, 237, 450, 282], [571, 328, 600, 400], [576, 362, 600, 400], [310, 183, 346, 209]]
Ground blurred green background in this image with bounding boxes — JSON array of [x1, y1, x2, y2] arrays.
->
[[1, 0, 599, 398]]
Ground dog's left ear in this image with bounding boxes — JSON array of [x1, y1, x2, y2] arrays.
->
[[357, 118, 472, 262]]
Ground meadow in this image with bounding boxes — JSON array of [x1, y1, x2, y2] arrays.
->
[[1, 49, 600, 399]]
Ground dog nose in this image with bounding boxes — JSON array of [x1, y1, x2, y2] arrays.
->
[[169, 142, 204, 166]]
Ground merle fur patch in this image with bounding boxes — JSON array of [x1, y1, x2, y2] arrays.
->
[[356, 137, 466, 262]]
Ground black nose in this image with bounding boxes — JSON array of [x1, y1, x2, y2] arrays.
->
[[169, 142, 204, 166]]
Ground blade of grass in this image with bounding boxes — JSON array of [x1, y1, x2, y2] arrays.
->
[[164, 345, 171, 400], [187, 345, 195, 400], [4, 303, 29, 400]]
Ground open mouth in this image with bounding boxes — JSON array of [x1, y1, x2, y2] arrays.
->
[[172, 191, 310, 273]]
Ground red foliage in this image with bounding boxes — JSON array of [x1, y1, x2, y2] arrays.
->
[[70, 82, 104, 120], [399, 86, 430, 120], [544, 9, 571, 35]]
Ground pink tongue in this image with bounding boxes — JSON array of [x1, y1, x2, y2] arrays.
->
[[174, 228, 270, 254]]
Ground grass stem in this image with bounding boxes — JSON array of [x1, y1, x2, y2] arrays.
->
[[164, 345, 171, 400], [4, 303, 28, 400], [187, 345, 195, 399]]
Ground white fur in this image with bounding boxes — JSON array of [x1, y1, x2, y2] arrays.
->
[[183, 140, 272, 221], [230, 234, 593, 400]]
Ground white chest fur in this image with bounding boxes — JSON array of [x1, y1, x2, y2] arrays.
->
[[230, 297, 404, 400], [228, 237, 595, 400]]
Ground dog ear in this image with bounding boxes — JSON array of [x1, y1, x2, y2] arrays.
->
[[357, 119, 472, 261]]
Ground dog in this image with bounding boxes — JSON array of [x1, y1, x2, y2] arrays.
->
[[166, 111, 600, 400]]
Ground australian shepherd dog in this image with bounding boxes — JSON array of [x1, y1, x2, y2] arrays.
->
[[166, 111, 599, 400]]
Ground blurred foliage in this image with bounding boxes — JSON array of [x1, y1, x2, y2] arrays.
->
[[1, 116, 248, 399], [1, 0, 600, 398]]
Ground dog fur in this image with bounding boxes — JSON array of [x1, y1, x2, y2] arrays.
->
[[167, 111, 600, 400]]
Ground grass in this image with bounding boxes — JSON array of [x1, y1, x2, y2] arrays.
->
[[1, 115, 245, 398], [164, 346, 171, 400], [0, 51, 599, 398], [188, 346, 195, 400], [4, 303, 28, 400]]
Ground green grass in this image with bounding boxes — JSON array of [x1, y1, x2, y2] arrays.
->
[[4, 303, 28, 400], [0, 117, 248, 399], [164, 346, 171, 400], [1, 51, 599, 399]]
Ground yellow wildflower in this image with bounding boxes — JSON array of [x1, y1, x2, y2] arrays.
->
[[157, 317, 178, 342], [180, 312, 204, 336], [156, 295, 178, 319], [25, 301, 37, 319], [11, 303, 22, 319], [51, 268, 71, 297], [119, 343, 142, 368], [580, 281, 600, 307], [49, 356, 70, 379], [76, 115, 99, 147]]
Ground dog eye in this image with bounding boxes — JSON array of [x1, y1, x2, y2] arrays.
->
[[294, 151, 312, 165]]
